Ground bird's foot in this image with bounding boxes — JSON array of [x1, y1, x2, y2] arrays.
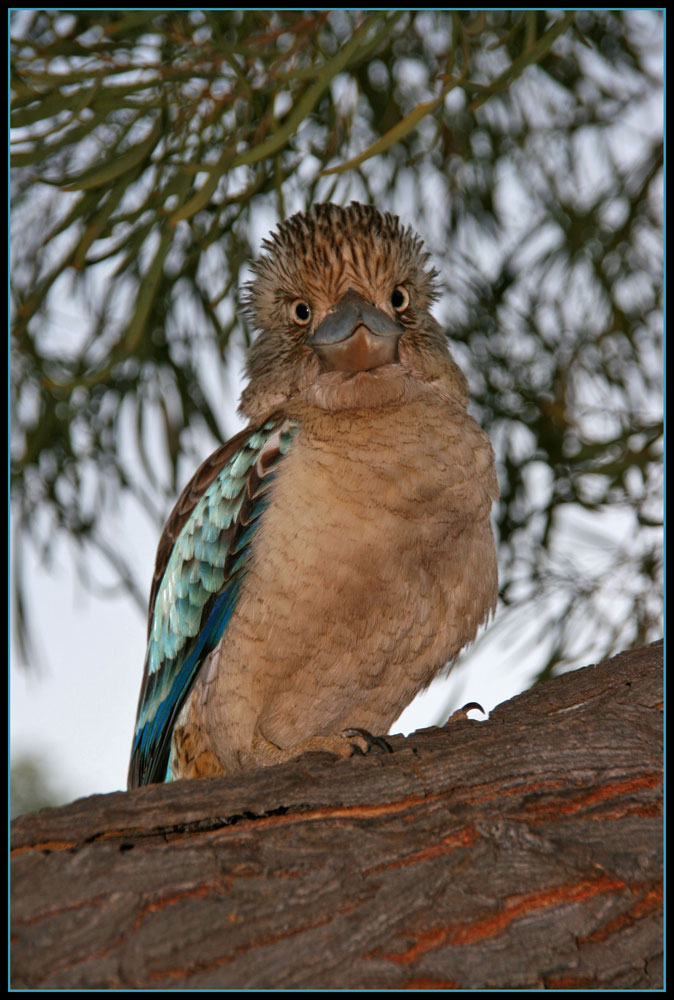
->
[[341, 727, 393, 755], [247, 727, 392, 767], [445, 701, 485, 725]]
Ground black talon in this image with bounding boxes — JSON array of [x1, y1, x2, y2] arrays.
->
[[342, 727, 393, 754]]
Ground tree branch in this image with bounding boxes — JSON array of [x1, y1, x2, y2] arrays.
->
[[10, 640, 662, 989]]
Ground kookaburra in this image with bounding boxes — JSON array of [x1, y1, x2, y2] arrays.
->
[[128, 201, 499, 788]]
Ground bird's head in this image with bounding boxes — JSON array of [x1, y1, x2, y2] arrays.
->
[[240, 202, 468, 419]]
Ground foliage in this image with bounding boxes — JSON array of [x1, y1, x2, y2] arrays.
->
[[10, 753, 71, 818], [10, 10, 663, 680]]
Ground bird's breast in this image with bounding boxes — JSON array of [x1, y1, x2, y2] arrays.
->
[[196, 392, 498, 762], [242, 394, 497, 638]]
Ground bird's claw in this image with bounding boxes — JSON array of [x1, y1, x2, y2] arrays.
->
[[341, 727, 393, 755], [445, 701, 485, 724]]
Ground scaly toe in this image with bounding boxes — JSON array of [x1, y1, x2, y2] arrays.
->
[[341, 727, 393, 754]]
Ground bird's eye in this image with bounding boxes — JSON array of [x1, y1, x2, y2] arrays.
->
[[291, 299, 312, 326], [391, 286, 409, 312]]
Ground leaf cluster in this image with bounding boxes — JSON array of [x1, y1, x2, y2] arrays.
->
[[10, 10, 663, 679]]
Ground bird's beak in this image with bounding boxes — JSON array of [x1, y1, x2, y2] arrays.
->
[[308, 289, 403, 373]]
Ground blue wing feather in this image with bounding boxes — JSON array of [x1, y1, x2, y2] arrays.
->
[[128, 417, 298, 787]]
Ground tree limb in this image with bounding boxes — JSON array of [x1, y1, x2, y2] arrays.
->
[[10, 640, 663, 989]]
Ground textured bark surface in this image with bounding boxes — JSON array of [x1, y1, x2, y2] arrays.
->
[[11, 641, 663, 989]]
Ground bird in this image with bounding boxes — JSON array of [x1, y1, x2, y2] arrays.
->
[[128, 201, 499, 789]]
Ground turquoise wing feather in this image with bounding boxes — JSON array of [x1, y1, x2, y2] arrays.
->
[[128, 417, 299, 787]]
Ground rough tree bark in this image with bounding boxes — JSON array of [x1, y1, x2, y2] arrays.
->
[[11, 641, 663, 990]]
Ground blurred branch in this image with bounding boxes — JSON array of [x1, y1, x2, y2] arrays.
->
[[469, 11, 577, 110]]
